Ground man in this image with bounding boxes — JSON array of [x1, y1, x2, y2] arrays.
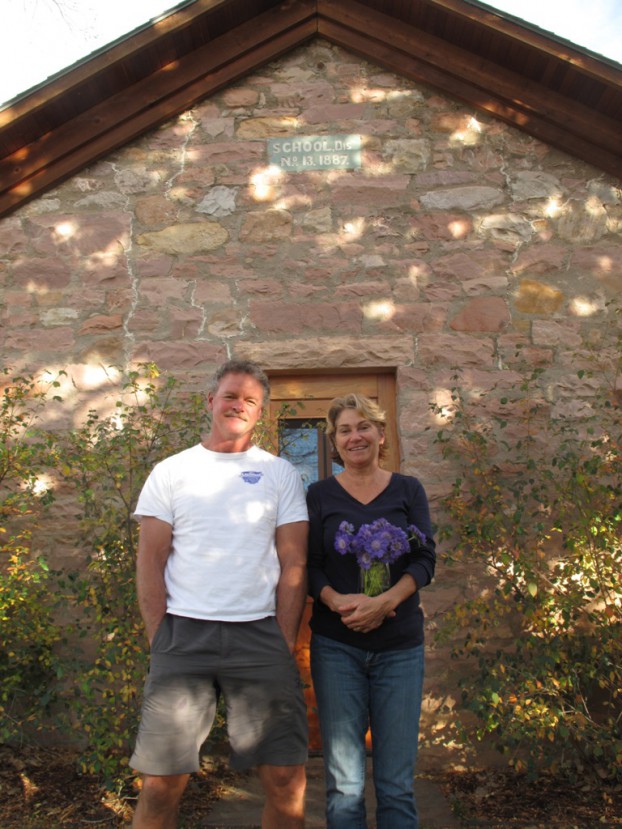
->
[[130, 359, 309, 829]]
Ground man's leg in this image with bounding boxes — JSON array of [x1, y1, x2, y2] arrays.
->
[[257, 763, 306, 829], [132, 773, 190, 829], [130, 618, 222, 828], [220, 619, 308, 825]]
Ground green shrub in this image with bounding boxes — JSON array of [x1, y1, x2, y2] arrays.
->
[[57, 365, 209, 782], [0, 370, 63, 742], [433, 356, 622, 781]]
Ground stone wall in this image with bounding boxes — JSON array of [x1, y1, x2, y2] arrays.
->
[[1, 39, 621, 768]]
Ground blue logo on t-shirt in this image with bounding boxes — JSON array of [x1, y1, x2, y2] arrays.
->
[[241, 470, 263, 484]]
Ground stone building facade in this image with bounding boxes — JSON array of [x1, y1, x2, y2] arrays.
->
[[1, 39, 620, 766]]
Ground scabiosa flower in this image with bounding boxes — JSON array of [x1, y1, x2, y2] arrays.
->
[[333, 518, 427, 596], [335, 521, 355, 554], [409, 524, 427, 546]]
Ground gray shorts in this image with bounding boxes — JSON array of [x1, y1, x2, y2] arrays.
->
[[130, 614, 308, 775]]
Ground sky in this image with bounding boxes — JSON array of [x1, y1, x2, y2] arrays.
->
[[1, 0, 621, 108]]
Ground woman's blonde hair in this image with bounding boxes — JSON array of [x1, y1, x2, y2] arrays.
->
[[326, 393, 388, 463]]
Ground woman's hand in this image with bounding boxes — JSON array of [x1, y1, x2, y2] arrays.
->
[[319, 587, 361, 616], [339, 594, 395, 633], [320, 577, 404, 633]]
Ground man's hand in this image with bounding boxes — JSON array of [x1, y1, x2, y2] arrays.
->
[[136, 516, 173, 645], [275, 521, 309, 652]]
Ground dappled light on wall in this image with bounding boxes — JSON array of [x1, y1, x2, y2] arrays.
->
[[53, 364, 122, 393], [431, 389, 456, 425], [26, 473, 53, 498], [449, 116, 483, 146], [544, 196, 563, 218], [569, 296, 603, 317], [249, 165, 283, 202], [84, 249, 124, 273], [447, 219, 470, 239], [596, 254, 615, 274], [54, 220, 78, 241], [341, 218, 365, 241], [363, 299, 395, 322], [349, 85, 417, 104], [586, 194, 607, 216], [34, 365, 128, 428], [408, 262, 431, 289], [26, 280, 49, 296]]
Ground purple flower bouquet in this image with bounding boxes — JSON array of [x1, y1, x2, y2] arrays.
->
[[334, 518, 426, 597]]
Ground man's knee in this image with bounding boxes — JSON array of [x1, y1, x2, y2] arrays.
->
[[138, 773, 189, 813], [258, 763, 306, 803]]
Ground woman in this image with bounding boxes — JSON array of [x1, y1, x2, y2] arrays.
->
[[307, 393, 436, 829]]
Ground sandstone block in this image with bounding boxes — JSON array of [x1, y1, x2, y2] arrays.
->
[[571, 245, 622, 291], [511, 244, 567, 275], [205, 308, 244, 338], [196, 186, 239, 217], [302, 207, 333, 233], [114, 167, 163, 194], [250, 301, 362, 335], [236, 117, 298, 138], [477, 212, 533, 245], [42, 308, 79, 326], [135, 195, 178, 227], [168, 309, 204, 339], [418, 333, 495, 366], [514, 279, 564, 314], [137, 222, 228, 254], [139, 277, 189, 304], [132, 341, 225, 369], [241, 336, 415, 369], [79, 314, 124, 334], [510, 171, 562, 201], [532, 320, 582, 347], [450, 297, 510, 332], [555, 198, 608, 243], [10, 257, 72, 289], [421, 186, 504, 211], [410, 212, 474, 240], [240, 210, 292, 242], [301, 103, 365, 123], [193, 281, 233, 304], [332, 174, 411, 206], [0, 218, 30, 255], [222, 87, 260, 107], [193, 141, 264, 165], [384, 139, 431, 172], [75, 192, 126, 209]]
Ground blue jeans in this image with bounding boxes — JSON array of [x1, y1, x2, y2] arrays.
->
[[310, 634, 425, 829]]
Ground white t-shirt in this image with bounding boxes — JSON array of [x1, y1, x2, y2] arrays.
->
[[134, 443, 308, 621]]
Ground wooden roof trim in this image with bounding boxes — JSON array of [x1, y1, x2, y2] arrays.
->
[[318, 2, 622, 177], [0, 3, 316, 216], [0, 0, 233, 129], [426, 0, 622, 85]]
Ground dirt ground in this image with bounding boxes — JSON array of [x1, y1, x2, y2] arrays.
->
[[1, 745, 621, 828], [439, 767, 622, 827]]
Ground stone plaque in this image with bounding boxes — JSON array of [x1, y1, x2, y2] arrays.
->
[[267, 134, 361, 171]]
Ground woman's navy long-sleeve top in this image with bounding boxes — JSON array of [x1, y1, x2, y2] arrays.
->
[[307, 473, 436, 652]]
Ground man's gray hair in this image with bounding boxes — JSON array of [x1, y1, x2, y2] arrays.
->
[[209, 359, 271, 404]]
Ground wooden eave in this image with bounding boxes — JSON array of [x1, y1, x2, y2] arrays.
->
[[1, 0, 621, 218]]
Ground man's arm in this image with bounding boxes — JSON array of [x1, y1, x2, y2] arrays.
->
[[274, 520, 309, 653], [136, 516, 173, 646]]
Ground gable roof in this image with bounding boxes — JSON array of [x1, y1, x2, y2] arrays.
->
[[1, 0, 621, 219]]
